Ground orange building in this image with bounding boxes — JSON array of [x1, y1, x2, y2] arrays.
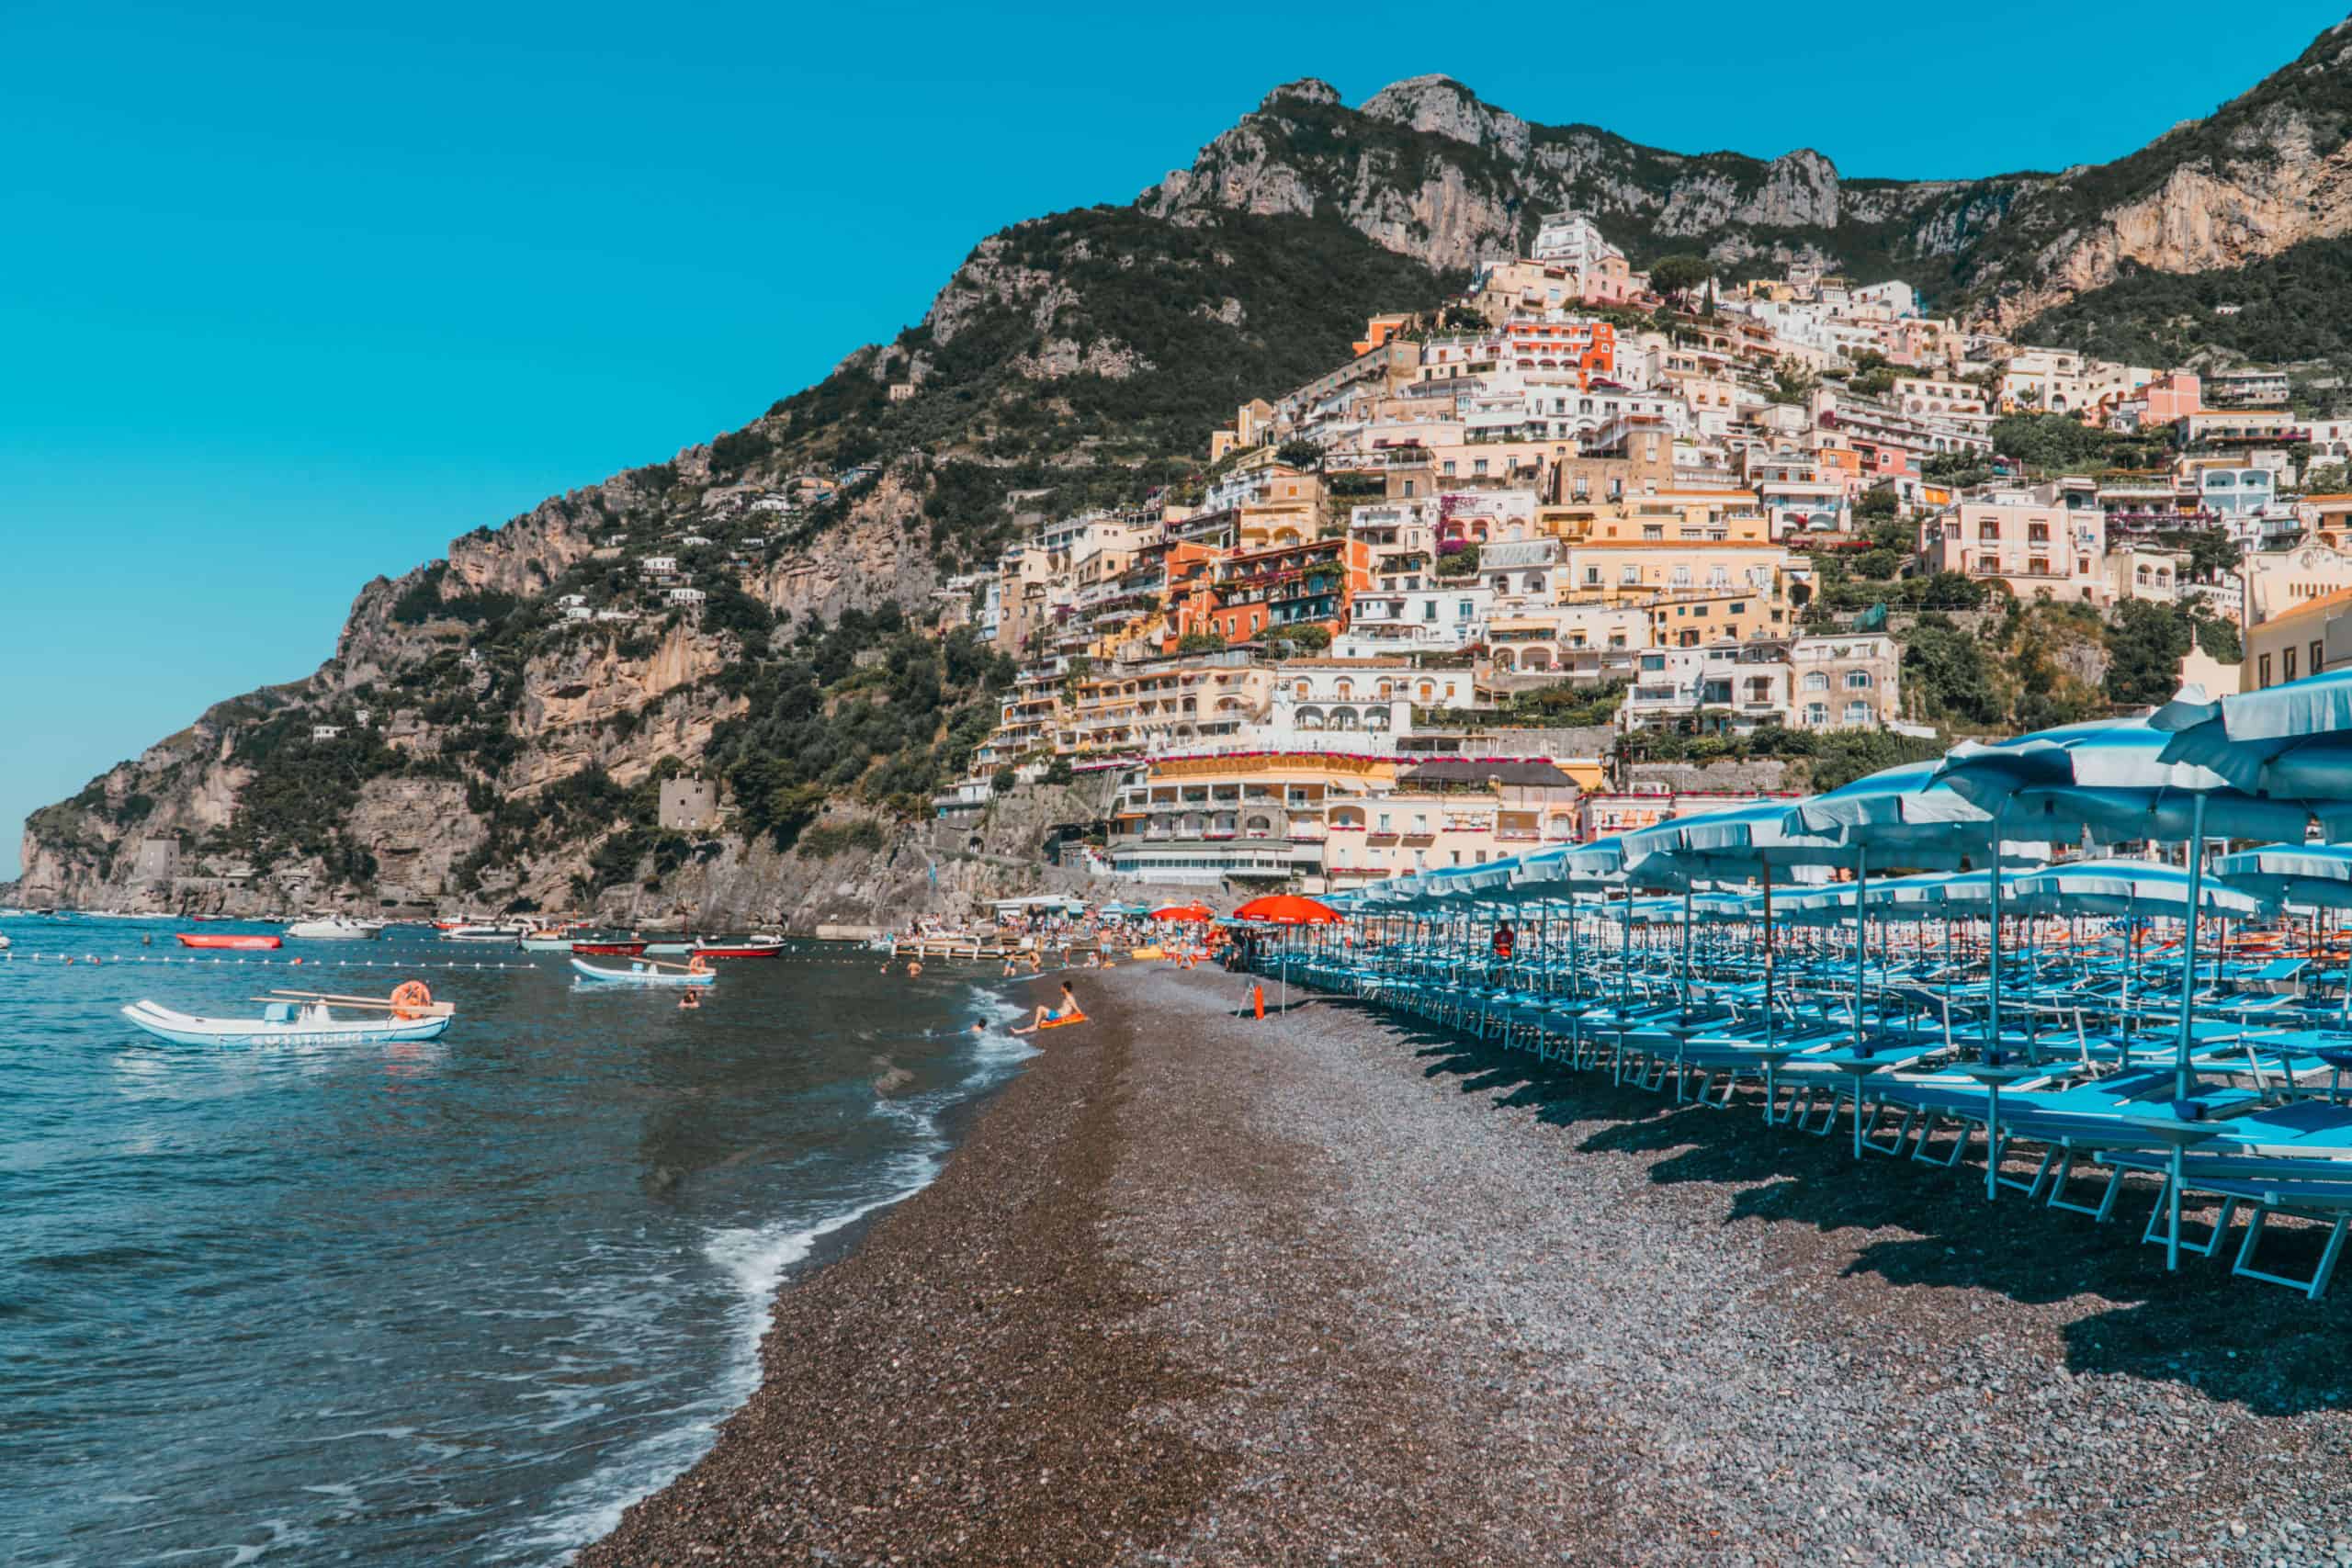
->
[[1185, 537, 1373, 646]]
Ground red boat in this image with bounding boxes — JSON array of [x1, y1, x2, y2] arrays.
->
[[175, 932, 282, 951], [692, 936, 787, 959], [571, 940, 649, 956]]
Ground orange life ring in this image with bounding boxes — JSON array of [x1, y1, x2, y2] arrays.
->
[[390, 980, 432, 1020], [687, 955, 711, 975]]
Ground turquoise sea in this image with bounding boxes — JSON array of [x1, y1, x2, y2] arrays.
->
[[0, 916, 1030, 1565]]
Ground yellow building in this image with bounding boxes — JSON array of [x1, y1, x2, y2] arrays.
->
[[2245, 584, 2352, 691], [1324, 759, 1585, 886], [1060, 653, 1272, 759], [1106, 751, 1397, 886]]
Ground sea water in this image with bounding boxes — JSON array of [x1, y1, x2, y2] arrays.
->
[[0, 916, 1034, 1565]]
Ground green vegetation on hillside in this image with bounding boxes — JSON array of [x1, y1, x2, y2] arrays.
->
[[760, 208, 1457, 568], [708, 606, 1014, 851], [2020, 238, 2352, 390]]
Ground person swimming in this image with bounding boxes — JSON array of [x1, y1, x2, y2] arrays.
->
[[1012, 982, 1081, 1035]]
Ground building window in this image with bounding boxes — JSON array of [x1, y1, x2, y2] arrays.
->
[[1845, 701, 1871, 724], [1803, 671, 1828, 692], [2260, 653, 2274, 687], [2314, 640, 2326, 678], [1845, 671, 1873, 689], [2286, 647, 2300, 682]]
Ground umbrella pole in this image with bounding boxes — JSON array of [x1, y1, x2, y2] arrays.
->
[[1680, 887, 1692, 1022], [1621, 884, 1632, 1017], [1986, 803, 2007, 1062], [2123, 893, 2134, 1021], [1761, 864, 1775, 1052], [2176, 792, 2207, 1108], [1852, 847, 1869, 1052]]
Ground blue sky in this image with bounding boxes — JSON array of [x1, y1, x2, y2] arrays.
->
[[4, 0, 2343, 877]]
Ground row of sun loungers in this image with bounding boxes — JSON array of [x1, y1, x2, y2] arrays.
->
[[1269, 941, 2352, 1301]]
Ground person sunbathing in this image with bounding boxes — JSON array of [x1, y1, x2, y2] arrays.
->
[[1012, 983, 1082, 1034]]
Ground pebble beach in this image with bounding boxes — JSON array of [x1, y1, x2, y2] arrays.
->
[[585, 964, 2352, 1567]]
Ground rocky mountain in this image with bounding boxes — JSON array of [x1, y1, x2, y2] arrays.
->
[[1144, 17, 2352, 327], [17, 19, 2352, 918]]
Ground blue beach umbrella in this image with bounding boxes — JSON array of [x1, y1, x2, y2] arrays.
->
[[1790, 761, 2055, 1051], [2007, 857, 2270, 921], [1509, 836, 1632, 996], [2153, 673, 2352, 831], [1624, 800, 1849, 1034], [1939, 716, 2322, 1102], [2212, 842, 2352, 908]]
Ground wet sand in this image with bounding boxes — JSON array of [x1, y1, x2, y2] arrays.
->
[[585, 964, 2352, 1566]]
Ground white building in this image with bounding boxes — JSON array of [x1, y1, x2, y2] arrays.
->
[[1337, 585, 1494, 655], [1531, 212, 1625, 276]]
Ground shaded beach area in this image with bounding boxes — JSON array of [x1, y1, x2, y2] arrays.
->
[[587, 964, 2352, 1565]]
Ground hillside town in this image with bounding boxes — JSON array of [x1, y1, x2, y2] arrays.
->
[[686, 209, 2335, 890], [35, 207, 2352, 918]]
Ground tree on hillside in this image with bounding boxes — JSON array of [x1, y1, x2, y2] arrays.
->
[[2157, 527, 2240, 582], [2104, 600, 2196, 706], [1900, 615, 2004, 727], [1648, 254, 1711, 306], [1767, 365, 1820, 407]]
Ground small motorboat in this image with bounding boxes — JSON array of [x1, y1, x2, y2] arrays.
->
[[692, 933, 787, 959], [570, 956, 715, 987], [122, 983, 454, 1046], [443, 923, 521, 942], [287, 915, 379, 941], [517, 925, 587, 952], [175, 932, 282, 951], [571, 939, 649, 956]]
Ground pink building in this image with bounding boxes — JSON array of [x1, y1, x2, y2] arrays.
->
[[1918, 483, 2109, 604], [2143, 372, 2201, 426]]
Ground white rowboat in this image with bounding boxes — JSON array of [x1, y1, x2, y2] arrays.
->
[[570, 957, 715, 987], [122, 999, 452, 1047]]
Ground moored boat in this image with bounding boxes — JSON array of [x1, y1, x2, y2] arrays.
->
[[122, 983, 454, 1046], [570, 939, 649, 956], [286, 915, 379, 941], [175, 932, 282, 951], [569, 956, 715, 987], [442, 923, 522, 942], [691, 934, 787, 958]]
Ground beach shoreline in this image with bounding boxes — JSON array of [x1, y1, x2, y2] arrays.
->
[[584, 964, 2352, 1567]]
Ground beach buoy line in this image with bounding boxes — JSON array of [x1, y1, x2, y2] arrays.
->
[[1, 954, 536, 969]]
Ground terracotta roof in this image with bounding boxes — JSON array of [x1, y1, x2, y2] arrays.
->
[[1398, 759, 1577, 788]]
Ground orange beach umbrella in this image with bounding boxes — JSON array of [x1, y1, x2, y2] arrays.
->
[[1150, 903, 1216, 922]]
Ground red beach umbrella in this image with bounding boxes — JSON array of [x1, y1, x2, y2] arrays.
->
[[1150, 903, 1216, 922], [1231, 895, 1342, 1014], [1230, 895, 1340, 926]]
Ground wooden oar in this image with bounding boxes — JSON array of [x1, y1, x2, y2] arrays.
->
[[264, 989, 458, 1017]]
